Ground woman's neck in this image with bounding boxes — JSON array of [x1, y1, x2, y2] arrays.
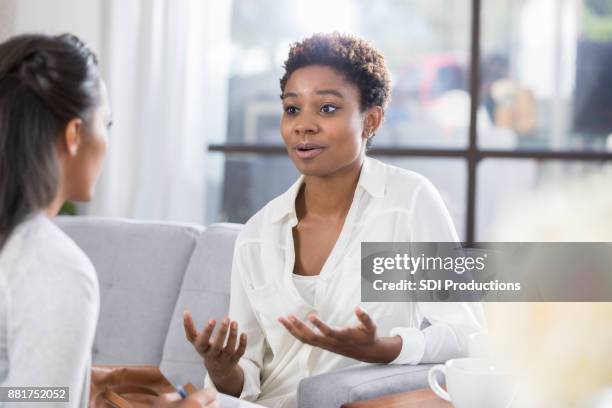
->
[[44, 182, 67, 218], [298, 158, 363, 220]]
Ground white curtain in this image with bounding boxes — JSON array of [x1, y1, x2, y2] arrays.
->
[[90, 0, 232, 223], [0, 0, 16, 41]]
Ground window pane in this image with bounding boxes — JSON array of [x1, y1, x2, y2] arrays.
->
[[477, 159, 611, 240], [227, 0, 472, 148], [480, 0, 612, 151], [205, 152, 300, 224], [381, 157, 467, 240], [207, 153, 466, 240]]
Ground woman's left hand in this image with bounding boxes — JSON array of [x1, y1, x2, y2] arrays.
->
[[278, 306, 402, 363]]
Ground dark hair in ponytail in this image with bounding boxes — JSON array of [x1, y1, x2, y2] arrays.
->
[[0, 33, 100, 250]]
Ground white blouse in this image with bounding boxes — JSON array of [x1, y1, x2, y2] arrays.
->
[[205, 157, 485, 408], [0, 214, 99, 408], [291, 274, 319, 306]]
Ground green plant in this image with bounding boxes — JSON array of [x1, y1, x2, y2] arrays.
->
[[59, 201, 77, 215]]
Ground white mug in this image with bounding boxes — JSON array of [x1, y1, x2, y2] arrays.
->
[[428, 358, 516, 408]]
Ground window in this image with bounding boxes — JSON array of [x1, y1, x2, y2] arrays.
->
[[208, 0, 612, 242]]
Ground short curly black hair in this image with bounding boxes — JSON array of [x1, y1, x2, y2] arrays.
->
[[280, 32, 391, 114]]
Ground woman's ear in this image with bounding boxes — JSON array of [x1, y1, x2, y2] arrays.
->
[[362, 106, 384, 139], [61, 118, 83, 157]]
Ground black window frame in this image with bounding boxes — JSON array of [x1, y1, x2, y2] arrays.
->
[[209, 0, 612, 243]]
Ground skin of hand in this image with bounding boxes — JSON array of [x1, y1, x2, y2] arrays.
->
[[183, 310, 247, 396], [278, 306, 402, 363], [152, 388, 219, 408]]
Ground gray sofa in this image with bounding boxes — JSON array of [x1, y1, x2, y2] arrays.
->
[[56, 216, 433, 408]]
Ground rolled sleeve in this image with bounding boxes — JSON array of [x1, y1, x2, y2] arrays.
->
[[203, 357, 260, 401], [390, 302, 485, 365], [388, 327, 425, 365], [389, 322, 469, 365], [237, 358, 263, 400], [396, 176, 486, 365]]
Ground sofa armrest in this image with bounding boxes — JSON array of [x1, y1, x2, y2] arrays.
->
[[297, 364, 435, 408]]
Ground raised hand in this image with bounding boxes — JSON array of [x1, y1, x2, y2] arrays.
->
[[278, 306, 402, 363], [183, 310, 247, 383]]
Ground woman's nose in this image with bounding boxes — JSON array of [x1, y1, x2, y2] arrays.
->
[[294, 114, 319, 135]]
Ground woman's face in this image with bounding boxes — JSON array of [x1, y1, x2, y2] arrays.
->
[[64, 80, 111, 202], [280, 65, 374, 178]]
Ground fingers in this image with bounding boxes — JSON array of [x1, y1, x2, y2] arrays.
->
[[210, 317, 230, 355], [223, 321, 238, 355], [156, 389, 218, 408], [234, 333, 247, 361], [183, 311, 198, 343], [187, 314, 248, 365], [278, 316, 296, 337], [355, 306, 376, 332], [278, 315, 320, 345], [307, 314, 339, 337], [153, 392, 180, 405], [194, 319, 216, 354]]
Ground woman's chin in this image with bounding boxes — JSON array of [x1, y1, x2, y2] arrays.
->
[[69, 189, 94, 203], [292, 160, 328, 177]]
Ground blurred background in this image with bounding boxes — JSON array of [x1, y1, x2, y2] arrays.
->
[[1, 0, 612, 242], [2, 2, 612, 405]]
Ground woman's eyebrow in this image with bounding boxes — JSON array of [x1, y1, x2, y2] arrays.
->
[[281, 89, 345, 99], [281, 92, 299, 99], [315, 89, 344, 99]]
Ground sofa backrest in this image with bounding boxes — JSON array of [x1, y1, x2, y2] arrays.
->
[[160, 223, 242, 388], [55, 216, 203, 365]]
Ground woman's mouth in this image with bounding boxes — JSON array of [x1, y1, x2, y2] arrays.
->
[[294, 143, 325, 159]]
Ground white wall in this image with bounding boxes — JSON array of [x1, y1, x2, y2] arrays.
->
[[0, 0, 17, 41], [8, 0, 103, 56]]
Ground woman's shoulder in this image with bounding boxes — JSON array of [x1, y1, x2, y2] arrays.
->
[[0, 214, 97, 291], [236, 178, 303, 244], [371, 159, 439, 205], [235, 199, 280, 245]]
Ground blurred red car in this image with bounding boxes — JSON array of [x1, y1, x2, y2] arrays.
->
[[395, 54, 466, 106]]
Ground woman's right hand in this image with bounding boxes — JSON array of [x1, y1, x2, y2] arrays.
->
[[183, 310, 247, 381], [153, 389, 219, 408]]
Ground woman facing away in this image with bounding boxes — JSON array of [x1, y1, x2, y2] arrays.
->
[[0, 33, 217, 408], [184, 33, 485, 408]]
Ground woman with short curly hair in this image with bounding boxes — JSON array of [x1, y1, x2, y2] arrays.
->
[[185, 33, 485, 408]]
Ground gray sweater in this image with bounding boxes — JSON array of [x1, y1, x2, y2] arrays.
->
[[0, 214, 99, 407]]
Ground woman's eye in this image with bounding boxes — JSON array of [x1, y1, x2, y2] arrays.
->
[[320, 104, 338, 114], [284, 106, 299, 115]]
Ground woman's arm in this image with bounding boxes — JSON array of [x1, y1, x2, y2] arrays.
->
[[387, 177, 485, 364], [199, 243, 267, 401], [2, 261, 98, 407]]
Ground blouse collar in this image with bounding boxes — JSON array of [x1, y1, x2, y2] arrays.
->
[[270, 156, 387, 224]]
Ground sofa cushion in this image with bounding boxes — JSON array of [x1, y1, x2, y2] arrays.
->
[[55, 216, 202, 365], [297, 363, 435, 408], [160, 223, 242, 388]]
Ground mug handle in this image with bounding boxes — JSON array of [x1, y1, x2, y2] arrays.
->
[[428, 365, 451, 402]]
